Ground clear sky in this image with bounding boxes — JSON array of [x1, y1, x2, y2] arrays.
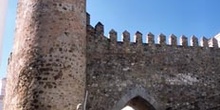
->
[[1, 0, 220, 78]]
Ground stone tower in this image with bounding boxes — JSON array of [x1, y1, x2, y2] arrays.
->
[[4, 0, 86, 110]]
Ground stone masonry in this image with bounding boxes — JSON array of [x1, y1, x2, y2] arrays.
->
[[86, 22, 220, 109], [4, 0, 86, 110], [4, 0, 220, 110]]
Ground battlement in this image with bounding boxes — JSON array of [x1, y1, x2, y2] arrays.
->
[[87, 21, 220, 54], [5, 2, 220, 109], [86, 21, 220, 110]]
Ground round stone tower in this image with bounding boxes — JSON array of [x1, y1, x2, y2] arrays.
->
[[4, 0, 86, 110]]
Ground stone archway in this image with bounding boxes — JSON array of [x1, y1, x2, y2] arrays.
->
[[111, 87, 162, 110], [122, 96, 156, 110]]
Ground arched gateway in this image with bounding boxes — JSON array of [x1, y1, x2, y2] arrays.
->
[[122, 96, 156, 110], [111, 87, 162, 110]]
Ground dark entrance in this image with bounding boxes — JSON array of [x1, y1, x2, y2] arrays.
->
[[121, 96, 156, 110]]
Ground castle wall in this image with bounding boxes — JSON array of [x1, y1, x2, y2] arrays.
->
[[4, 0, 87, 110], [86, 23, 220, 110], [4, 0, 220, 109]]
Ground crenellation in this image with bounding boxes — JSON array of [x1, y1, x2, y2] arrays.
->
[[95, 22, 104, 36], [190, 35, 198, 47], [123, 30, 130, 44], [169, 34, 177, 46], [208, 38, 218, 48], [147, 32, 155, 46], [87, 25, 220, 54], [158, 33, 166, 45], [87, 25, 220, 52], [134, 31, 143, 52], [135, 31, 143, 45], [212, 38, 218, 48], [109, 29, 117, 49], [86, 27, 220, 109], [86, 12, 90, 25], [5, 1, 220, 109], [180, 35, 188, 47], [201, 37, 209, 47], [123, 31, 131, 53]]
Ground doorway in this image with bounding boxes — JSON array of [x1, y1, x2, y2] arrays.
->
[[121, 96, 156, 110]]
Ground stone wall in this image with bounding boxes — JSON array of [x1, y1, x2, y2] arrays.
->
[[4, 0, 220, 110], [86, 22, 220, 110], [4, 0, 87, 110]]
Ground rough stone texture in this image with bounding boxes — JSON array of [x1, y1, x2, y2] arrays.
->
[[86, 24, 220, 110], [4, 0, 86, 110], [4, 0, 220, 110]]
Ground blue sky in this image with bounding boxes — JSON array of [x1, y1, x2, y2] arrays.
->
[[1, 0, 220, 78]]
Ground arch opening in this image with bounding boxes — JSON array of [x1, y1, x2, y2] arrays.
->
[[121, 96, 156, 110]]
